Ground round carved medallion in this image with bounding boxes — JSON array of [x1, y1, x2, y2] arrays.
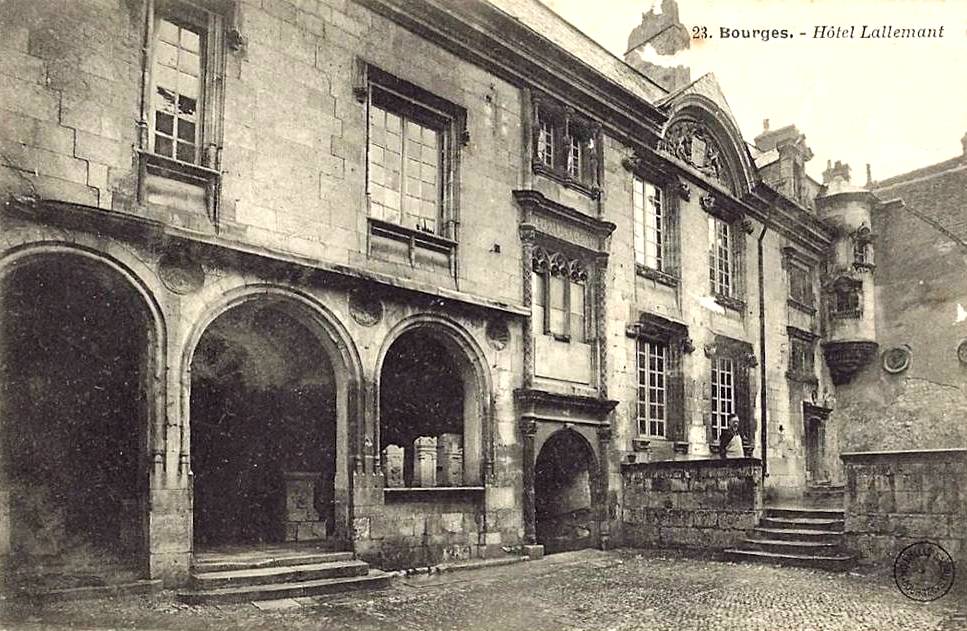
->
[[882, 346, 911, 374], [486, 319, 510, 350], [957, 339, 967, 366], [157, 250, 205, 295], [348, 288, 383, 327]]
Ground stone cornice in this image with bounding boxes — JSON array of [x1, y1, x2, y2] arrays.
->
[[513, 189, 616, 240], [355, 0, 667, 147], [514, 387, 619, 417]]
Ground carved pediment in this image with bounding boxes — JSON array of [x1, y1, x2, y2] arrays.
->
[[660, 120, 733, 191]]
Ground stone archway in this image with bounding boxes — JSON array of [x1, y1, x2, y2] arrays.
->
[[534, 429, 599, 554], [0, 249, 161, 583], [183, 289, 361, 551], [375, 317, 492, 489], [190, 300, 338, 548]]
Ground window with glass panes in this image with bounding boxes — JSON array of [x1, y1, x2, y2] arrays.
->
[[710, 356, 735, 441], [633, 176, 664, 271], [537, 114, 554, 168], [789, 337, 814, 376], [367, 90, 442, 234], [637, 339, 667, 437], [531, 251, 588, 343], [567, 135, 582, 179], [708, 216, 733, 296], [151, 16, 204, 164]]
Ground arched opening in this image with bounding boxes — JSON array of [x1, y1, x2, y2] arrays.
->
[[0, 254, 152, 582], [378, 326, 484, 488], [534, 430, 597, 554], [190, 300, 337, 548]]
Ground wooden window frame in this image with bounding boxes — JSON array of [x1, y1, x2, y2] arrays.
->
[[710, 356, 735, 442], [626, 313, 689, 442]]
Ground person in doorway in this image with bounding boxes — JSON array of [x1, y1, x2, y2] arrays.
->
[[718, 415, 745, 458]]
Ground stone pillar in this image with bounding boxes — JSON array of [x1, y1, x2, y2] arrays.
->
[[436, 433, 463, 486], [520, 419, 537, 545], [381, 444, 404, 488], [596, 425, 613, 550], [413, 436, 438, 487]]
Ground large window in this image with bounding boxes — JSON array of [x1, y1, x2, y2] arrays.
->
[[637, 340, 666, 437], [710, 356, 735, 441], [532, 249, 589, 344], [708, 216, 733, 297], [788, 337, 816, 381], [788, 261, 814, 308], [633, 177, 664, 271], [151, 15, 205, 164], [139, 0, 225, 221], [368, 89, 444, 235]]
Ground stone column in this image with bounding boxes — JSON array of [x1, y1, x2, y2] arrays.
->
[[596, 425, 613, 550], [520, 418, 538, 545]]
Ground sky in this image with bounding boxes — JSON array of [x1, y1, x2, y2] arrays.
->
[[540, 0, 967, 183]]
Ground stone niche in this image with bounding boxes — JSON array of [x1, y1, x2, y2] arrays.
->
[[283, 472, 327, 541]]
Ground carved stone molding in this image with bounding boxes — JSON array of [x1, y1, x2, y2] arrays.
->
[[822, 340, 879, 385], [531, 247, 589, 282]]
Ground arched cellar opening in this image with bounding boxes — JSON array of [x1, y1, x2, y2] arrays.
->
[[534, 430, 597, 554], [379, 328, 483, 488], [0, 255, 151, 583], [190, 301, 337, 549]]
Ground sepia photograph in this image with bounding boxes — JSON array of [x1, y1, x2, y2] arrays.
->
[[0, 0, 964, 629]]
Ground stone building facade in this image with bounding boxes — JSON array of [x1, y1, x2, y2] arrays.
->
[[1, 0, 960, 589]]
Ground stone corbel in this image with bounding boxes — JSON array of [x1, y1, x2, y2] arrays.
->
[[677, 180, 691, 201], [700, 192, 716, 212]]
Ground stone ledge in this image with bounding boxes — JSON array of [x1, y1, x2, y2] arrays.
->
[[621, 457, 762, 472], [841, 448, 967, 462]]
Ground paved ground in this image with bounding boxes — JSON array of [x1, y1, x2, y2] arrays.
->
[[2, 549, 965, 631]]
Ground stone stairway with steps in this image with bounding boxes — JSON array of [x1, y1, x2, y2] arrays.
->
[[178, 548, 392, 605], [724, 506, 855, 571]]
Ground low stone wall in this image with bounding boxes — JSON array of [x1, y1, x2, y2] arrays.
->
[[620, 458, 763, 550], [842, 449, 967, 568]]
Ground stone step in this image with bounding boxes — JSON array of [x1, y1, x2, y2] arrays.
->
[[760, 516, 845, 532], [190, 560, 370, 589], [724, 548, 854, 572], [765, 506, 845, 520], [753, 527, 843, 543], [178, 570, 393, 605], [192, 551, 355, 574], [13, 579, 163, 603], [741, 538, 840, 556]]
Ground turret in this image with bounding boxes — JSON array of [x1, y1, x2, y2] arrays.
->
[[816, 161, 878, 384]]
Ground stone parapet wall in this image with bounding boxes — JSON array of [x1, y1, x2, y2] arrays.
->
[[620, 458, 763, 550], [842, 449, 966, 569]]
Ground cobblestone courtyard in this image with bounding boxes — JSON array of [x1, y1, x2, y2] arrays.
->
[[3, 549, 965, 631]]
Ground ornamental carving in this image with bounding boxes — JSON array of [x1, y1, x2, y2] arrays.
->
[[882, 345, 911, 374], [348, 288, 383, 327], [700, 193, 716, 212], [822, 340, 879, 385], [486, 319, 511, 351], [158, 249, 204, 295], [531, 247, 588, 282], [661, 120, 730, 188]]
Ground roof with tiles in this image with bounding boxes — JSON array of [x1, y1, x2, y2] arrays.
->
[[874, 154, 967, 243]]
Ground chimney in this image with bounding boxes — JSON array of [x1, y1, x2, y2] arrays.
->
[[822, 160, 851, 185], [961, 131, 967, 159], [762, 119, 769, 133], [865, 163, 872, 187]]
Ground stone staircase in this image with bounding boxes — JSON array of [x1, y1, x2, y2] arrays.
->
[[178, 547, 392, 604], [802, 482, 845, 507], [724, 505, 855, 571]]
